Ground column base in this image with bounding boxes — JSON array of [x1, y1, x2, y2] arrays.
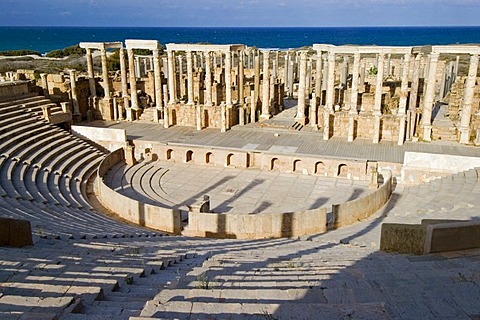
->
[[372, 112, 381, 144], [459, 127, 470, 144], [294, 116, 306, 126], [397, 114, 406, 146], [422, 125, 432, 142], [153, 109, 160, 123], [259, 113, 272, 121]]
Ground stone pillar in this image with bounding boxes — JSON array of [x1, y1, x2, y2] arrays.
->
[[204, 51, 213, 106], [167, 50, 176, 105], [260, 50, 271, 120], [186, 51, 194, 105], [409, 53, 421, 138], [349, 52, 361, 112], [386, 53, 392, 76], [100, 47, 111, 99], [459, 53, 479, 144], [225, 51, 232, 107], [325, 50, 335, 113], [315, 52, 323, 106], [310, 92, 317, 128], [220, 102, 227, 132], [153, 48, 163, 123], [373, 53, 385, 144], [119, 47, 129, 118], [397, 53, 411, 145], [421, 52, 439, 142], [341, 55, 348, 86], [127, 48, 138, 111], [284, 52, 289, 90], [134, 56, 141, 78], [40, 73, 50, 99], [177, 55, 183, 80], [113, 97, 118, 120], [347, 52, 361, 142], [69, 70, 81, 119], [254, 51, 260, 109], [250, 89, 256, 123], [295, 51, 307, 125], [196, 105, 202, 130], [323, 110, 330, 140], [86, 48, 96, 97], [238, 51, 245, 105], [288, 60, 294, 98]]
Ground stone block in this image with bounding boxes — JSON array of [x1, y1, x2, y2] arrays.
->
[[0, 217, 33, 247], [380, 223, 425, 255]]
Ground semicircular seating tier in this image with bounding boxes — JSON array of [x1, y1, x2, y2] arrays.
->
[[0, 94, 162, 240]]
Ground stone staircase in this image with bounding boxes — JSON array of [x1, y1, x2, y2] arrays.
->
[[432, 103, 458, 142], [137, 107, 157, 123]]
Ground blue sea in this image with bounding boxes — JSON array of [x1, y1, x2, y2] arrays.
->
[[1, 26, 480, 54]]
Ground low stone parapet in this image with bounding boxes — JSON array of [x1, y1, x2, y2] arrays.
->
[[380, 219, 480, 254], [182, 207, 327, 239], [332, 170, 393, 228], [95, 148, 181, 234], [0, 217, 33, 247]]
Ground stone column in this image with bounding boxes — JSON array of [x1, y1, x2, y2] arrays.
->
[[347, 52, 361, 142], [295, 51, 307, 125], [373, 53, 385, 144], [386, 53, 392, 76], [310, 92, 317, 128], [69, 69, 80, 119], [135, 56, 141, 78], [397, 53, 411, 145], [100, 47, 111, 99], [325, 50, 335, 113], [341, 56, 348, 86], [250, 89, 256, 123], [409, 53, 422, 138], [225, 51, 232, 107], [196, 105, 202, 130], [260, 50, 271, 120], [167, 50, 176, 105], [238, 51, 244, 105], [119, 47, 129, 117], [153, 48, 163, 123], [113, 97, 118, 120], [127, 48, 138, 111], [254, 51, 260, 109], [421, 52, 439, 141], [315, 52, 323, 106], [459, 53, 479, 144], [284, 52, 289, 90], [186, 51, 194, 105], [40, 73, 50, 99], [86, 48, 96, 97], [220, 102, 227, 132], [204, 51, 213, 106]]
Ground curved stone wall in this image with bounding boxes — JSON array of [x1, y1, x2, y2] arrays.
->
[[96, 148, 181, 234], [182, 207, 328, 239], [332, 170, 393, 228], [96, 148, 393, 239]]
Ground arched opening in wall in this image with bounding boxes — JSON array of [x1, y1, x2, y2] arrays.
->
[[338, 164, 348, 177], [226, 153, 234, 167], [205, 152, 213, 164], [186, 150, 193, 163], [293, 159, 302, 173], [270, 158, 279, 171], [315, 161, 325, 175], [166, 149, 173, 161]]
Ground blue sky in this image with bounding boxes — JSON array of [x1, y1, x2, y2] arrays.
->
[[1, 0, 479, 27]]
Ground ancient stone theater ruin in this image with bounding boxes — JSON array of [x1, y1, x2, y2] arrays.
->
[[1, 40, 480, 319]]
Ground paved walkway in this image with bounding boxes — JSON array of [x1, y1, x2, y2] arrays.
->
[[86, 113, 480, 164]]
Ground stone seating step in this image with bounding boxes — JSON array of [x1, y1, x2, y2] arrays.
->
[[44, 144, 94, 173], [53, 146, 99, 176], [0, 107, 25, 121], [140, 300, 391, 319], [25, 136, 77, 166], [5, 127, 63, 160], [23, 166, 50, 204], [0, 94, 43, 108], [0, 121, 47, 144], [0, 113, 38, 133], [32, 139, 86, 169]]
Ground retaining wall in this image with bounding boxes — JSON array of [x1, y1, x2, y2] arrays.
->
[[332, 170, 393, 228], [96, 148, 181, 234]]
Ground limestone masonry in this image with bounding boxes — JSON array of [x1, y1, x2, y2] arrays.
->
[[1, 40, 480, 319]]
